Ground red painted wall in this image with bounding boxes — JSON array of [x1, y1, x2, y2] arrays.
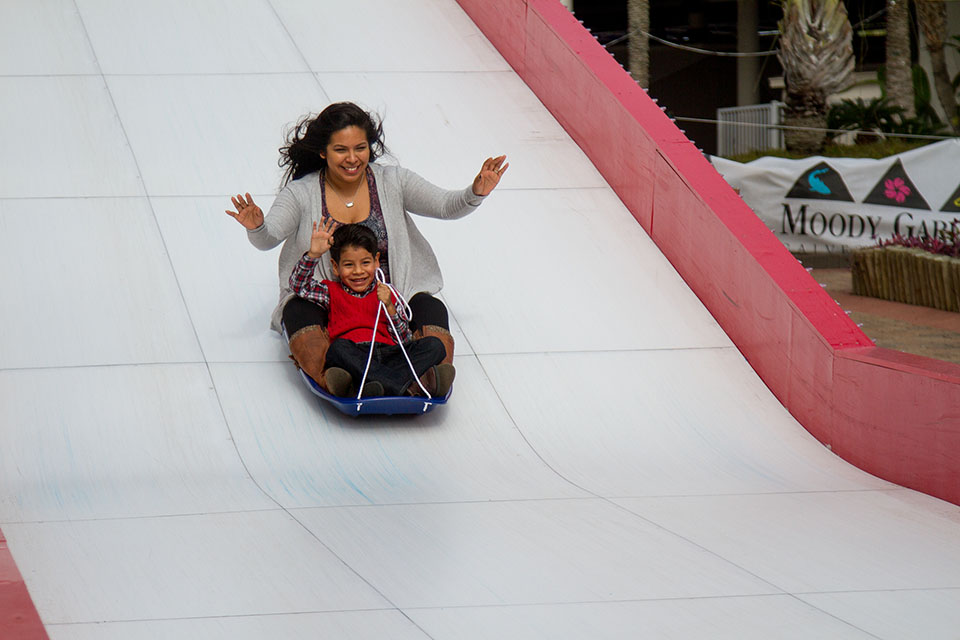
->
[[457, 0, 960, 506], [0, 529, 48, 640]]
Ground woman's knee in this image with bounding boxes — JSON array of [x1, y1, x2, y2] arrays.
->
[[409, 293, 448, 331], [282, 297, 329, 335]]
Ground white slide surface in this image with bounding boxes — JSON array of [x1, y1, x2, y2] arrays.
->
[[2, 1, 960, 638]]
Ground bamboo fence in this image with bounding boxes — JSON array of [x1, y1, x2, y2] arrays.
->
[[852, 246, 960, 312]]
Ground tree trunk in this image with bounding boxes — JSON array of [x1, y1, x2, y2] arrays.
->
[[783, 109, 828, 155], [886, 0, 915, 118], [916, 0, 959, 131], [777, 0, 854, 154], [628, 0, 649, 87], [737, 0, 760, 105]]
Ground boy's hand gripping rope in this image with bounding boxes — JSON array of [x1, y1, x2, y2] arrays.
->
[[355, 269, 433, 406]]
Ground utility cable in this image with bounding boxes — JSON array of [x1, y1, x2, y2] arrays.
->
[[604, 28, 779, 57], [677, 115, 958, 141]]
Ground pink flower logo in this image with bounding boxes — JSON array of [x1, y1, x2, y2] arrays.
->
[[884, 177, 911, 203]]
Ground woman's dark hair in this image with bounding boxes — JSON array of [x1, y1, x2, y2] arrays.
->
[[278, 102, 386, 186], [330, 223, 379, 262]]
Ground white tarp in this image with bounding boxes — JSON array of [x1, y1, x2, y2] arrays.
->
[[711, 139, 960, 254]]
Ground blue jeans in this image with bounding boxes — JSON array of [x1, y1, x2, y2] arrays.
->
[[325, 337, 445, 396]]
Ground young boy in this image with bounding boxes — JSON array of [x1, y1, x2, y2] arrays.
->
[[289, 221, 455, 398]]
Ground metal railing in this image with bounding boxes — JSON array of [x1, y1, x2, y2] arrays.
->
[[717, 101, 784, 157]]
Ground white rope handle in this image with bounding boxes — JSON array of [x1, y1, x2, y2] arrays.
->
[[355, 269, 432, 400]]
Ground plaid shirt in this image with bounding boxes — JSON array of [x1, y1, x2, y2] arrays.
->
[[289, 253, 412, 343]]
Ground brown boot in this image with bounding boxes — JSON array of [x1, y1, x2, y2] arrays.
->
[[407, 363, 456, 397], [420, 324, 454, 366], [434, 363, 456, 396], [407, 366, 436, 397], [288, 325, 331, 390]]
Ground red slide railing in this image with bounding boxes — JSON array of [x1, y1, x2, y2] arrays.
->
[[457, 0, 960, 506], [0, 529, 48, 640]]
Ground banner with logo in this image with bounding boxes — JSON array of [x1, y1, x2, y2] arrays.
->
[[710, 139, 960, 253]]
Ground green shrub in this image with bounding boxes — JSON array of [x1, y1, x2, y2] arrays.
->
[[726, 138, 929, 162], [826, 96, 904, 144], [825, 67, 949, 144]]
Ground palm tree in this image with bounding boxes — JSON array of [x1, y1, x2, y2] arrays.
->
[[778, 0, 855, 153], [628, 0, 649, 87], [886, 0, 915, 118], [915, 0, 959, 131]]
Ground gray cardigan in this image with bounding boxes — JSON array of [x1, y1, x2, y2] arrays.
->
[[247, 163, 486, 332]]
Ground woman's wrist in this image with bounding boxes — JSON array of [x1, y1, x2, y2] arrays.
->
[[467, 186, 487, 203]]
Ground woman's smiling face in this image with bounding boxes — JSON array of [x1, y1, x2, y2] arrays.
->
[[322, 125, 370, 184]]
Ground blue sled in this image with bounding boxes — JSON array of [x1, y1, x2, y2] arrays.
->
[[297, 368, 451, 416]]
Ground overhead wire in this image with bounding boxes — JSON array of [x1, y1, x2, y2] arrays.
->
[[598, 6, 958, 146], [675, 116, 957, 141], [601, 5, 889, 60], [604, 28, 779, 57]]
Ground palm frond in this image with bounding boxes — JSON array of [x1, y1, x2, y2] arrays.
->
[[778, 0, 855, 101]]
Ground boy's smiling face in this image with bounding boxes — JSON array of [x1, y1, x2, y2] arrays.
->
[[331, 245, 380, 293]]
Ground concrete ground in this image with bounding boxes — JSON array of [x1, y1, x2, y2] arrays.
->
[[809, 268, 960, 365]]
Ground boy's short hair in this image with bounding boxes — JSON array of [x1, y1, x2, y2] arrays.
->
[[330, 223, 378, 262]]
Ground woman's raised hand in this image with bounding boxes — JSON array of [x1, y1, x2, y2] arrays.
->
[[307, 217, 338, 258], [472, 155, 509, 196], [225, 193, 264, 230]]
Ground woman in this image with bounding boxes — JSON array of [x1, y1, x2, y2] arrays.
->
[[226, 102, 507, 390]]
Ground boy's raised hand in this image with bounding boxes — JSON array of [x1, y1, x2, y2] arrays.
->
[[307, 218, 337, 258]]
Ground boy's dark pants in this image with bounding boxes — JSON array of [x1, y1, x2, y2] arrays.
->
[[325, 336, 446, 396]]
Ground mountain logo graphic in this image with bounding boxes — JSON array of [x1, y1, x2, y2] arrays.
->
[[786, 162, 854, 201], [941, 183, 960, 213], [863, 159, 930, 210]]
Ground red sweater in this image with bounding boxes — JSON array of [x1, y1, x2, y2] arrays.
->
[[324, 280, 396, 345]]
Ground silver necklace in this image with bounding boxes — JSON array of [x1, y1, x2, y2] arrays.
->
[[325, 173, 363, 208]]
